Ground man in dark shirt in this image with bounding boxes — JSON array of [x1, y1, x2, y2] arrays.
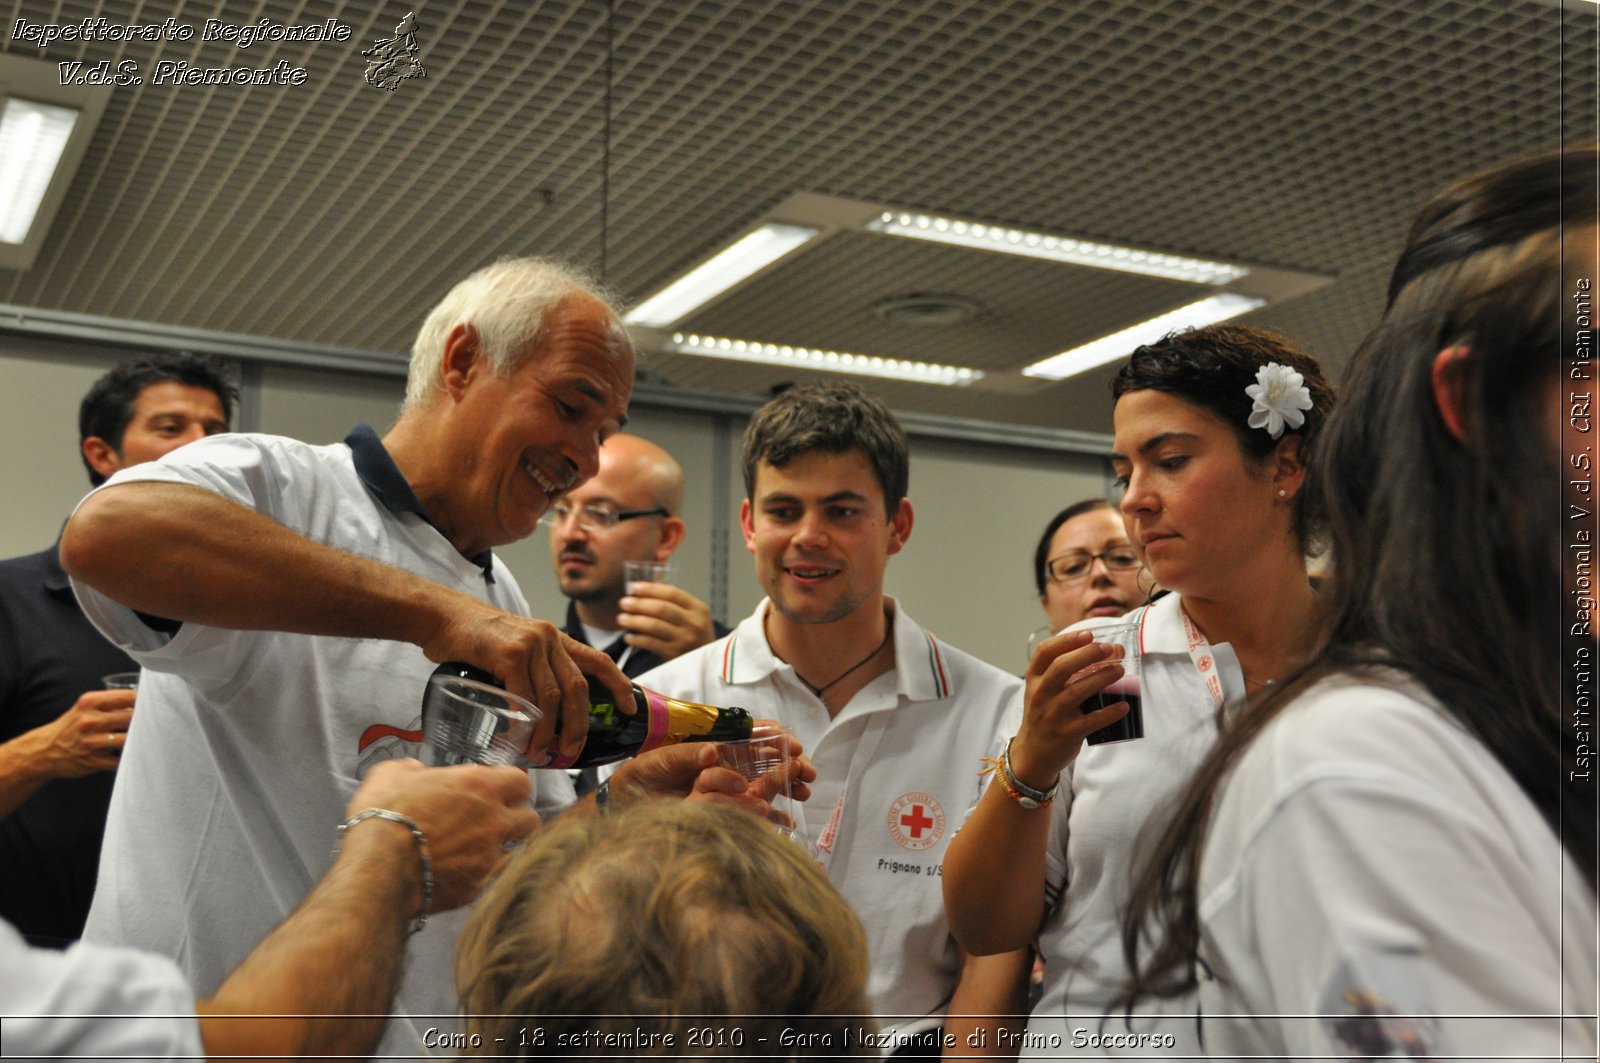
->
[[0, 354, 234, 946], [549, 433, 729, 681], [548, 434, 730, 794]]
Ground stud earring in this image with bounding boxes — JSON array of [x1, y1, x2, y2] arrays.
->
[[1277, 489, 1287, 498]]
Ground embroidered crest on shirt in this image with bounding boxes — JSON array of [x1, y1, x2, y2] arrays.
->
[[887, 791, 945, 851]]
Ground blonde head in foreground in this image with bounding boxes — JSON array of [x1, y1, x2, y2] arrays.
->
[[457, 800, 872, 1056]]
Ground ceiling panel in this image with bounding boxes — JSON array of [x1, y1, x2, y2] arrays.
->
[[1, 0, 1593, 439]]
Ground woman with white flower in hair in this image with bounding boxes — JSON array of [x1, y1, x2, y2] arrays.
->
[[944, 324, 1334, 1058]]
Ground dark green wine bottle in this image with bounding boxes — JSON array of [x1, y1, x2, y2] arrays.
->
[[430, 663, 752, 769], [546, 677, 753, 769]]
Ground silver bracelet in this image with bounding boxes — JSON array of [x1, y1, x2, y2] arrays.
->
[[1000, 738, 1061, 810], [335, 808, 433, 934]]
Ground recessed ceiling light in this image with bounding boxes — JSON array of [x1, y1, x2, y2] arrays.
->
[[668, 333, 982, 387], [623, 223, 819, 328], [0, 53, 111, 269], [0, 99, 78, 245], [1022, 293, 1268, 381], [866, 211, 1249, 286]]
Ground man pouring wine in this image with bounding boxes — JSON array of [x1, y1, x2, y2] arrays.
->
[[60, 257, 759, 1057]]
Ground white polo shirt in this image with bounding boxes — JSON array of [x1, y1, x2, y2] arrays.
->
[[74, 430, 573, 1059], [637, 598, 1022, 1038], [1196, 671, 1598, 1058], [1021, 592, 1244, 1058], [1, 916, 202, 1059]]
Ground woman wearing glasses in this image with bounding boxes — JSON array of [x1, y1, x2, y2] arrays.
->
[[1033, 500, 1151, 635], [944, 323, 1334, 1057]]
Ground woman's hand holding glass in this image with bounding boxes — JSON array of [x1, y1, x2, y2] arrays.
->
[[1010, 630, 1129, 788]]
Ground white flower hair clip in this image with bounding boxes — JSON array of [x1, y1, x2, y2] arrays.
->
[[1245, 362, 1314, 439]]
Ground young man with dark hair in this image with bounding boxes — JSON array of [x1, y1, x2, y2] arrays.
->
[[638, 380, 1030, 1054], [0, 353, 234, 948]]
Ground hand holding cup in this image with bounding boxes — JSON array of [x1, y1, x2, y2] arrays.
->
[[420, 670, 541, 768], [619, 562, 718, 662], [1011, 629, 1131, 787], [713, 720, 810, 838]]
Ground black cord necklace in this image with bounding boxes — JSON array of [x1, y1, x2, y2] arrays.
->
[[788, 621, 894, 699]]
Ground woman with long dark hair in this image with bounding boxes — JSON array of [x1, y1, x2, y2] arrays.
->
[[1122, 149, 1598, 1057], [944, 323, 1334, 1055]]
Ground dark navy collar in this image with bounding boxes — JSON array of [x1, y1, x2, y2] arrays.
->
[[344, 424, 495, 583], [42, 533, 70, 593]]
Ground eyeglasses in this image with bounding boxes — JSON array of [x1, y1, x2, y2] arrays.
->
[[542, 501, 669, 531], [1045, 547, 1142, 583]]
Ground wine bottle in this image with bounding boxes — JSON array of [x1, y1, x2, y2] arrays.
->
[[429, 663, 752, 769]]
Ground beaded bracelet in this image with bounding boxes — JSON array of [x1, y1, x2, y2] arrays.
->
[[979, 738, 1061, 810], [335, 808, 433, 934]]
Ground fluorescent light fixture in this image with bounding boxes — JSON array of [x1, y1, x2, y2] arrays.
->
[[1022, 293, 1268, 381], [669, 332, 983, 387], [866, 211, 1249, 286], [0, 98, 79, 244], [624, 223, 820, 327]]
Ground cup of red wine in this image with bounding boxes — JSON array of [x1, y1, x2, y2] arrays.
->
[[1084, 621, 1143, 745]]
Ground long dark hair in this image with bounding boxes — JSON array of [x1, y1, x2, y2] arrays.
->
[[1122, 147, 1600, 1004]]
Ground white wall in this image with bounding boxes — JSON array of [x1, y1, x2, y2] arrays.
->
[[0, 335, 134, 556], [887, 438, 1105, 670], [0, 335, 1111, 671]]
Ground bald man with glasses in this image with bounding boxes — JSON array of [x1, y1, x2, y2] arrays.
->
[[547, 434, 730, 687]]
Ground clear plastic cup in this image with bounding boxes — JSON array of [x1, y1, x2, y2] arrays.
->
[[624, 560, 677, 591], [716, 720, 808, 840], [1084, 621, 1143, 745], [421, 673, 541, 767]]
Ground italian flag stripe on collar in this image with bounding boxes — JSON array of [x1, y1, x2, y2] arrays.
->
[[721, 634, 737, 683], [924, 632, 950, 698]]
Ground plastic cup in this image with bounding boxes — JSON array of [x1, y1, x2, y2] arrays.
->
[[1025, 625, 1054, 668], [102, 672, 140, 690], [420, 673, 541, 767], [716, 720, 808, 840], [624, 560, 676, 591], [1084, 621, 1143, 745]]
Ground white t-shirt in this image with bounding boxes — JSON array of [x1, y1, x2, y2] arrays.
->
[[637, 598, 1022, 1038], [0, 916, 202, 1060], [1022, 593, 1244, 1058], [74, 432, 572, 1059], [1195, 671, 1599, 1059]]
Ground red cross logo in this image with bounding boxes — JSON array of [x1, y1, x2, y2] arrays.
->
[[900, 804, 935, 838], [887, 791, 945, 851]]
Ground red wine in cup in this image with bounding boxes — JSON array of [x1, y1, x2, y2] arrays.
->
[[1086, 675, 1143, 745]]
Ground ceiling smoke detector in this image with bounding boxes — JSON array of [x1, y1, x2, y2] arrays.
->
[[870, 293, 980, 328]]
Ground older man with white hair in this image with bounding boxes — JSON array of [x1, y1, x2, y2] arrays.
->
[[61, 257, 731, 1056]]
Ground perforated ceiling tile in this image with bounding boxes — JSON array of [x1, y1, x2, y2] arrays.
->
[[679, 230, 1200, 371], [0, 0, 1592, 434]]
